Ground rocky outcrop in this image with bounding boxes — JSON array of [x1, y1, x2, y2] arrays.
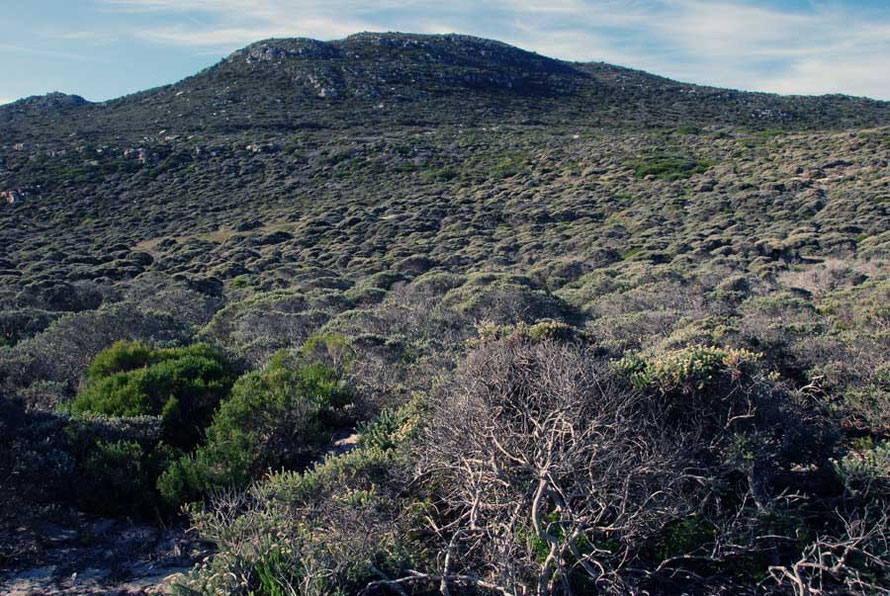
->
[[1, 190, 24, 204], [4, 93, 88, 110]]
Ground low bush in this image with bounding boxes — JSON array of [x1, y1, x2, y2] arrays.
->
[[630, 153, 709, 180], [177, 442, 417, 595], [158, 349, 353, 505], [616, 345, 761, 394], [80, 439, 176, 514], [835, 438, 890, 499], [71, 341, 236, 450]]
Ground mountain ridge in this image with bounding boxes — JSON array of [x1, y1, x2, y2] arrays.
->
[[2, 32, 888, 144]]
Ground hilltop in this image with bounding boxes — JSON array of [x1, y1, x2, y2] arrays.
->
[[2, 33, 887, 144], [2, 33, 890, 595]]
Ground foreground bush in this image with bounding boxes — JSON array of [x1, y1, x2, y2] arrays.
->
[[419, 337, 683, 593], [158, 349, 353, 505], [174, 404, 421, 595], [72, 341, 236, 450]]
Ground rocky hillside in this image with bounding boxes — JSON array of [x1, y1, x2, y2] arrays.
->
[[2, 33, 888, 144]]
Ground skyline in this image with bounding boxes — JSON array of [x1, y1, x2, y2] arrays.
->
[[2, 0, 890, 105]]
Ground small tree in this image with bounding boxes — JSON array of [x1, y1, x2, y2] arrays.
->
[[158, 350, 352, 505]]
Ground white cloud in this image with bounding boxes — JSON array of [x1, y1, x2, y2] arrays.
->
[[0, 97, 15, 105], [42, 30, 121, 45], [99, 0, 277, 14], [635, 1, 890, 97], [136, 21, 369, 46], [758, 56, 890, 99]]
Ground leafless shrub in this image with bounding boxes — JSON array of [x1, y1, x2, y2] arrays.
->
[[767, 506, 890, 596], [415, 338, 685, 594]]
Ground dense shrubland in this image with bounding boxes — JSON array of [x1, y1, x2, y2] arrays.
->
[[3, 33, 890, 594], [6, 254, 890, 593]]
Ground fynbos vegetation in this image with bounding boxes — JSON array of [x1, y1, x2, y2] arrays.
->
[[2, 32, 890, 595]]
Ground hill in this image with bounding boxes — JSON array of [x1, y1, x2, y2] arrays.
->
[[2, 32, 890, 595], [2, 32, 888, 143]]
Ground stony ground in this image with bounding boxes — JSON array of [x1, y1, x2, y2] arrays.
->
[[0, 509, 205, 595]]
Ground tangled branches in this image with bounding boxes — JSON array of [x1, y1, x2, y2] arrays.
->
[[416, 338, 685, 594]]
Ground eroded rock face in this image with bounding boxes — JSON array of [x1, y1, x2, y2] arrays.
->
[[214, 32, 583, 102], [228, 38, 343, 64]]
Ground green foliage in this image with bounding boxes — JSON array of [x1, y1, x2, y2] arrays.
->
[[262, 446, 395, 506], [471, 319, 587, 347], [299, 332, 354, 373], [420, 167, 458, 182], [616, 346, 761, 393], [72, 342, 235, 450], [443, 275, 577, 325], [86, 340, 155, 379], [178, 442, 415, 595], [654, 516, 717, 561], [675, 125, 702, 135], [357, 394, 424, 451], [80, 438, 176, 514], [158, 350, 352, 505], [835, 438, 890, 498], [630, 153, 709, 180], [84, 439, 145, 500]]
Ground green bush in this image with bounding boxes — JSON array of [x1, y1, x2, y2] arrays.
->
[[158, 350, 352, 505], [471, 319, 588, 347], [72, 341, 236, 450], [834, 438, 890, 498], [357, 394, 424, 452], [630, 153, 709, 180], [616, 346, 761, 394], [652, 516, 717, 561], [80, 438, 177, 514], [179, 442, 416, 595], [86, 340, 155, 378]]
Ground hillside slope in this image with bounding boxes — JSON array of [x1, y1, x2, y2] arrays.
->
[[2, 33, 890, 595]]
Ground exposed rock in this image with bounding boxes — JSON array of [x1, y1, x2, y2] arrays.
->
[[4, 92, 88, 111], [1, 190, 24, 204]]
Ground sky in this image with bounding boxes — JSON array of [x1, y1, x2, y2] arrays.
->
[[2, 0, 890, 105]]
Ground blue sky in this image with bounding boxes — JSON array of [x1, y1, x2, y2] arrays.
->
[[2, 0, 890, 104]]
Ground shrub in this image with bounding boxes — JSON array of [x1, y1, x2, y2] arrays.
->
[[471, 319, 588, 347], [72, 341, 235, 450], [835, 438, 890, 499], [86, 339, 155, 378], [178, 441, 416, 595], [616, 345, 761, 394], [0, 308, 57, 347], [80, 439, 177, 514], [1, 303, 190, 392], [442, 276, 578, 325], [420, 337, 682, 593], [198, 290, 331, 367], [630, 153, 709, 180], [58, 413, 178, 515], [158, 350, 352, 505], [357, 394, 424, 452]]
